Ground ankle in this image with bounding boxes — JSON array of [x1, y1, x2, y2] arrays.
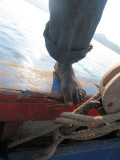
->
[[55, 62, 75, 79], [57, 62, 72, 70]]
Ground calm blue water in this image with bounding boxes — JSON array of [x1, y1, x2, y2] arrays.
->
[[0, 0, 120, 80]]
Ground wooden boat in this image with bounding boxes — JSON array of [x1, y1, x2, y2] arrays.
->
[[1, 1, 120, 159], [0, 61, 120, 160]]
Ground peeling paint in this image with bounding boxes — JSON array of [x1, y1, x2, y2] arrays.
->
[[29, 106, 35, 121], [0, 61, 99, 99]]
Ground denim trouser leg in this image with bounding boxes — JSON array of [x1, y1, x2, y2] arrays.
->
[[44, 0, 107, 64]]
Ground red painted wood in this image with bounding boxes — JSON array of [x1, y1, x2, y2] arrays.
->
[[88, 108, 99, 117], [0, 94, 99, 141], [0, 94, 99, 122], [0, 98, 99, 141], [0, 99, 79, 121]]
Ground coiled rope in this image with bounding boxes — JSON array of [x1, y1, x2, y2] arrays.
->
[[7, 93, 120, 160]]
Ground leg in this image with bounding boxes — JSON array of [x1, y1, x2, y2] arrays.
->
[[44, 0, 107, 106]]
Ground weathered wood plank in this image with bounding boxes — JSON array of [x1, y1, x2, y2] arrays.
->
[[0, 101, 79, 121], [0, 61, 99, 97], [0, 61, 99, 122]]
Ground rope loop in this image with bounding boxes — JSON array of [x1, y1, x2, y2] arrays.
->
[[7, 92, 120, 160]]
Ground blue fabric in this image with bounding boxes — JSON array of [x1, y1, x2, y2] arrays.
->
[[44, 0, 107, 64]]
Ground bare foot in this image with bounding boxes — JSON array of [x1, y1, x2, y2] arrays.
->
[[54, 62, 86, 107]]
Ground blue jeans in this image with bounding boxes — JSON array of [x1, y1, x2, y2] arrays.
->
[[44, 0, 107, 64]]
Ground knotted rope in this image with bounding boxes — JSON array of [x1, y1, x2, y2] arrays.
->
[[7, 93, 120, 160]]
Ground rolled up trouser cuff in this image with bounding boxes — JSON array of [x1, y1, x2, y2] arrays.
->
[[44, 24, 93, 64]]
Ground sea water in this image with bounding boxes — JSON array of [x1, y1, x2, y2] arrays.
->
[[0, 0, 120, 81]]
